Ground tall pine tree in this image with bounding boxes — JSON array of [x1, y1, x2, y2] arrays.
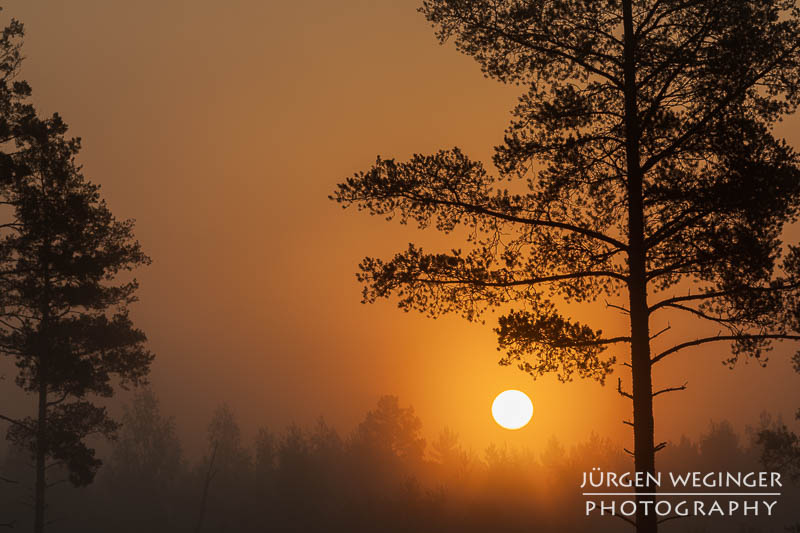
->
[[333, 1, 800, 531], [0, 114, 152, 533]]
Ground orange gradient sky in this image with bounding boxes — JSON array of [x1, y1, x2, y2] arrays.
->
[[2, 1, 799, 455]]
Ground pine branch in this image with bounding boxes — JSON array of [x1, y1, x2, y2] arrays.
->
[[649, 283, 800, 313], [397, 269, 629, 286], [0, 414, 32, 432], [658, 303, 738, 326], [425, 196, 629, 251], [652, 334, 800, 364]]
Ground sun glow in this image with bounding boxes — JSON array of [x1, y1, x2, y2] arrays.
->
[[491, 390, 534, 430]]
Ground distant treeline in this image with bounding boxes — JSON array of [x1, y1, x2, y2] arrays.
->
[[1, 391, 798, 533]]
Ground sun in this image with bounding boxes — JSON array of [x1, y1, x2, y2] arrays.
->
[[491, 390, 534, 430]]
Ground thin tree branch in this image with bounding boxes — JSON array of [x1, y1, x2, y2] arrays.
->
[[0, 414, 32, 432], [649, 284, 800, 313], [652, 334, 800, 364], [45, 392, 69, 408], [645, 258, 702, 281], [430, 196, 629, 250], [653, 382, 688, 397], [605, 299, 630, 314], [650, 324, 670, 340], [659, 303, 738, 325], [395, 269, 629, 286], [644, 211, 709, 250], [634, 0, 667, 39], [617, 378, 633, 400], [0, 317, 24, 332]]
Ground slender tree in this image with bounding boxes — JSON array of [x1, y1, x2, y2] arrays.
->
[[106, 389, 184, 532], [0, 114, 152, 533], [195, 404, 251, 533], [332, 1, 800, 531], [110, 389, 183, 490]]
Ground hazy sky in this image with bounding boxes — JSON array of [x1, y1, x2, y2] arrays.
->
[[3, 1, 799, 455]]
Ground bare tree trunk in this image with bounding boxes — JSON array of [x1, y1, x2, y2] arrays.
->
[[629, 277, 656, 533], [194, 441, 217, 533], [622, 1, 657, 532], [34, 380, 47, 533]]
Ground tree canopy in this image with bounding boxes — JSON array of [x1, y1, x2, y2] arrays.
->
[[333, 2, 800, 531]]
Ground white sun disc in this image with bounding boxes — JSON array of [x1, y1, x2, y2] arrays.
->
[[492, 390, 534, 430]]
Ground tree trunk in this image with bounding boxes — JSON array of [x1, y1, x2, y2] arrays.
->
[[629, 279, 656, 533], [195, 440, 218, 533], [622, 1, 657, 532], [34, 380, 47, 533]]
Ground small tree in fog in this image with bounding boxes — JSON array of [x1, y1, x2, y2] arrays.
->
[[758, 357, 800, 481], [111, 390, 183, 486], [353, 395, 426, 463], [106, 389, 184, 531], [195, 404, 251, 533], [431, 427, 472, 481]]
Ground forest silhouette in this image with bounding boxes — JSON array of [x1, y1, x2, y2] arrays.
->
[[1, 391, 798, 532], [0, 1, 799, 532]]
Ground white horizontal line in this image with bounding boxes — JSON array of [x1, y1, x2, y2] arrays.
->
[[582, 493, 782, 497]]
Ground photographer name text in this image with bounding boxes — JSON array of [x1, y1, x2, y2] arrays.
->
[[581, 468, 782, 518]]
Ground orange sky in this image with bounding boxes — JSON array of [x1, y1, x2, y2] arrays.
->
[[3, 1, 799, 456]]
